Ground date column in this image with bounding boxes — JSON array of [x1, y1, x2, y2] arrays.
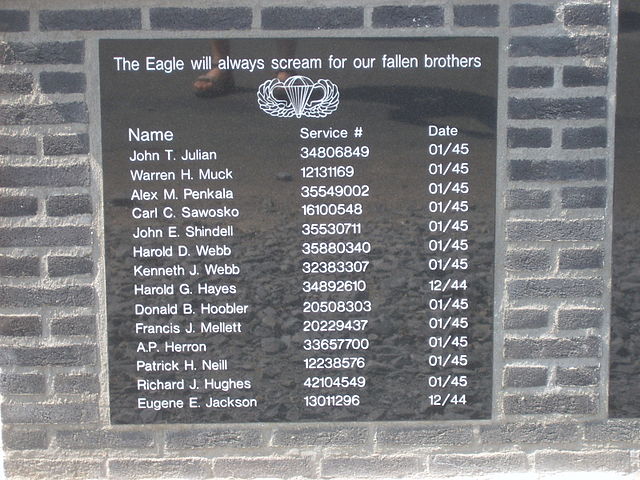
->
[[424, 124, 472, 410]]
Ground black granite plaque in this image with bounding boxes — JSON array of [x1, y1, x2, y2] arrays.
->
[[611, 1, 640, 417], [100, 38, 497, 424]]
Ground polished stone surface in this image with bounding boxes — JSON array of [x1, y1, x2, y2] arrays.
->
[[611, 0, 640, 418], [100, 38, 497, 423]]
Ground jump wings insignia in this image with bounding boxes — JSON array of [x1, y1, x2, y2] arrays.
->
[[257, 75, 340, 119]]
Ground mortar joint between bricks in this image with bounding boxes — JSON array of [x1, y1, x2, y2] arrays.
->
[[265, 425, 275, 447], [367, 423, 376, 451]]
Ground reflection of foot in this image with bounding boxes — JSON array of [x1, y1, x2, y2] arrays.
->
[[193, 68, 234, 97], [276, 69, 296, 82], [274, 69, 297, 101]]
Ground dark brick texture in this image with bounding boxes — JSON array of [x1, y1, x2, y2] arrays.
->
[[40, 9, 141, 31], [150, 8, 251, 30], [372, 6, 444, 28], [454, 5, 499, 27], [262, 7, 363, 30]]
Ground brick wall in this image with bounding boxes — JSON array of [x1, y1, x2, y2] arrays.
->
[[0, 0, 624, 478]]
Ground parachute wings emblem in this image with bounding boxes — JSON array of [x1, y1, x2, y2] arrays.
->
[[257, 76, 340, 118]]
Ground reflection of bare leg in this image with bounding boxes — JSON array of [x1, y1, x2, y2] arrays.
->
[[275, 39, 297, 81], [193, 40, 235, 97]]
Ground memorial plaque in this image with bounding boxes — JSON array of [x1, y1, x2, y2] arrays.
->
[[611, 1, 640, 417], [100, 38, 497, 423]]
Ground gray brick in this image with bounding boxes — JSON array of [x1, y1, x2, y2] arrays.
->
[[585, 420, 640, 442], [46, 194, 92, 216], [0, 196, 37, 217], [535, 450, 630, 472], [150, 7, 251, 30], [559, 248, 603, 270], [372, 6, 444, 28], [3, 428, 48, 450], [508, 127, 552, 148], [564, 4, 609, 27], [321, 456, 421, 478], [454, 5, 498, 27], [510, 36, 608, 57], [507, 220, 604, 241], [0, 102, 88, 125], [54, 374, 99, 394], [57, 429, 153, 449], [47, 257, 93, 277], [557, 366, 599, 386], [109, 459, 212, 479], [2, 41, 84, 65], [5, 459, 103, 479], [167, 428, 262, 448], [504, 308, 549, 329], [50, 316, 96, 336], [0, 315, 41, 337], [508, 278, 603, 299], [48, 256, 93, 277], [504, 393, 597, 414], [509, 97, 606, 120], [510, 159, 606, 181], [557, 308, 602, 329], [0, 255, 40, 277], [0, 164, 89, 187], [262, 7, 363, 30], [0, 10, 29, 32], [214, 458, 314, 478], [480, 423, 580, 444], [0, 73, 33, 94], [0, 227, 91, 247], [2, 403, 99, 424], [562, 186, 607, 209], [377, 426, 472, 447], [506, 249, 551, 272], [430, 453, 527, 475], [40, 71, 86, 93], [505, 336, 600, 359], [510, 4, 555, 27], [272, 426, 367, 446], [0, 286, 94, 307], [503, 366, 548, 387], [0, 373, 46, 394], [508, 67, 553, 88], [0, 135, 36, 155], [563, 66, 608, 87], [40, 9, 141, 30], [0, 345, 96, 366], [562, 126, 607, 149], [505, 189, 551, 210]]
